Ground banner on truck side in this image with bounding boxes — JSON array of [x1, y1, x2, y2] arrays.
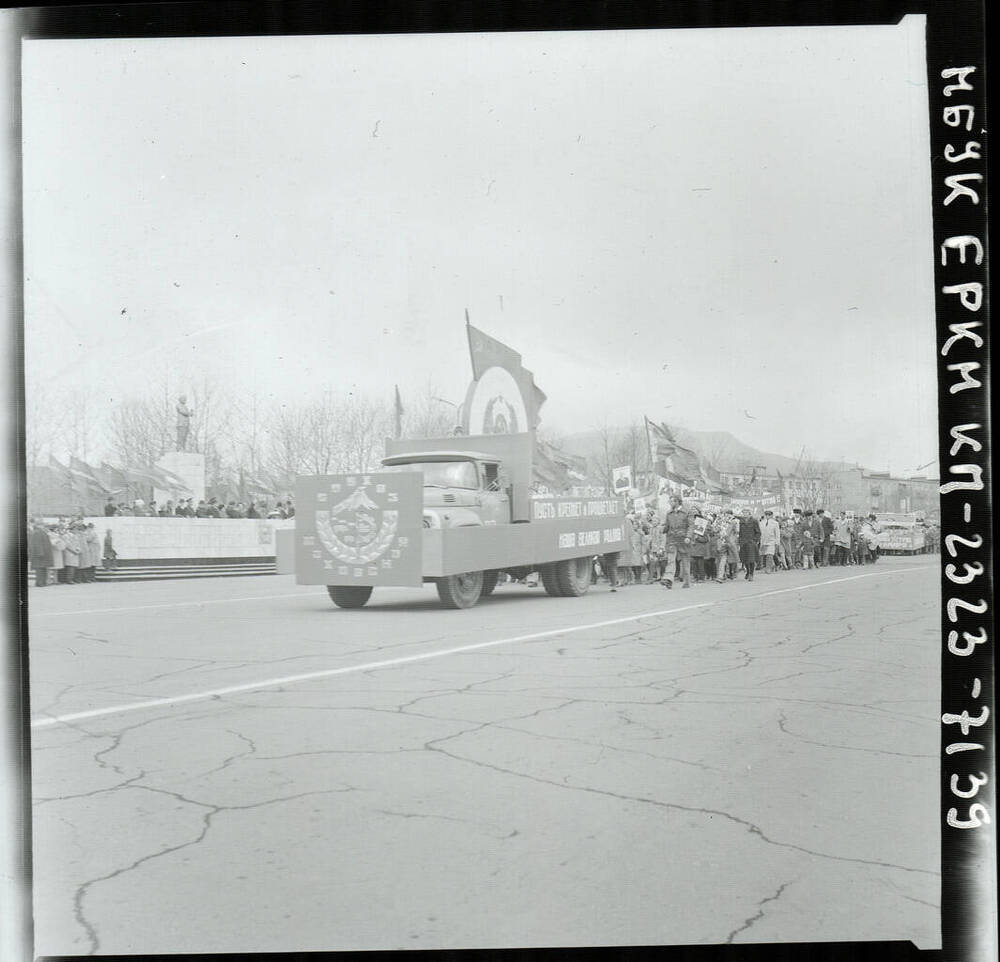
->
[[295, 472, 424, 586]]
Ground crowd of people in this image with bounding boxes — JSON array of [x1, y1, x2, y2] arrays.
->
[[27, 518, 112, 586], [604, 496, 889, 590], [102, 496, 295, 519], [27, 495, 297, 587], [29, 491, 932, 592]]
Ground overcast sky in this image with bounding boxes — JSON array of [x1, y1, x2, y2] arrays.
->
[[22, 17, 938, 473]]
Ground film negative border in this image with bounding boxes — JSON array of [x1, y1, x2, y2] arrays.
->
[[926, 5, 995, 962]]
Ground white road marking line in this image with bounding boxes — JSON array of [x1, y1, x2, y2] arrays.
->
[[32, 590, 319, 618], [30, 565, 933, 729]]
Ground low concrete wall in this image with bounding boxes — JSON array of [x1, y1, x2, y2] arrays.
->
[[82, 517, 295, 561], [274, 528, 296, 574]]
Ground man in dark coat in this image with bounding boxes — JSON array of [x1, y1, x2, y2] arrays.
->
[[660, 495, 694, 589], [817, 509, 834, 566], [29, 518, 54, 586], [810, 510, 826, 565], [737, 508, 761, 581]]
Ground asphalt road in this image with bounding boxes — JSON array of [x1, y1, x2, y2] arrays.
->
[[28, 558, 941, 955]]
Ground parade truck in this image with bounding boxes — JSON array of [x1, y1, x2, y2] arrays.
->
[[294, 431, 626, 609], [875, 513, 927, 555]]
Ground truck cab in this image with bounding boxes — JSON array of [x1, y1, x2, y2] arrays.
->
[[381, 451, 510, 528]]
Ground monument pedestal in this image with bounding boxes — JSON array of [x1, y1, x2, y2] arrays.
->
[[155, 451, 206, 505]]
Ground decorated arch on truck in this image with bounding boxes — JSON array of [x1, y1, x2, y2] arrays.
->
[[461, 321, 546, 435]]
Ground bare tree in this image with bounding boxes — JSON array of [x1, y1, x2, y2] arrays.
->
[[340, 394, 392, 473], [611, 421, 651, 484], [61, 386, 101, 462], [261, 400, 313, 493], [24, 380, 68, 467], [185, 378, 234, 459], [589, 422, 616, 495], [107, 392, 173, 467], [583, 421, 653, 494], [404, 380, 460, 439], [260, 388, 391, 491], [224, 386, 272, 501], [795, 449, 838, 511]]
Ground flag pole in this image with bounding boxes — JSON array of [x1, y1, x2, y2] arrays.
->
[[643, 415, 655, 477], [465, 307, 476, 375]]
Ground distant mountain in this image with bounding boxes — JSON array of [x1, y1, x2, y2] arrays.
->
[[555, 427, 858, 476]]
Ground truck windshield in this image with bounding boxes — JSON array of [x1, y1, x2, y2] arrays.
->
[[384, 460, 479, 489]]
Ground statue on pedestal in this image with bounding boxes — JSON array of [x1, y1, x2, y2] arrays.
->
[[176, 395, 193, 451]]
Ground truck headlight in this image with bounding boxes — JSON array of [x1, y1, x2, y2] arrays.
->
[[422, 511, 441, 529]]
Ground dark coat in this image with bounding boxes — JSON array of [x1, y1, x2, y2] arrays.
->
[[821, 515, 834, 542], [29, 525, 54, 567], [737, 517, 761, 566], [662, 509, 694, 546], [737, 517, 761, 545]]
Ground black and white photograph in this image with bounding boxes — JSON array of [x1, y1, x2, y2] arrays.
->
[[6, 3, 993, 961]]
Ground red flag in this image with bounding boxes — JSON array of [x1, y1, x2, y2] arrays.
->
[[245, 475, 276, 496], [531, 441, 573, 492], [533, 439, 572, 492], [546, 444, 588, 481], [48, 454, 73, 489], [645, 417, 678, 460], [645, 418, 700, 484], [69, 456, 111, 495], [100, 462, 131, 496], [148, 465, 192, 493], [466, 317, 546, 429]]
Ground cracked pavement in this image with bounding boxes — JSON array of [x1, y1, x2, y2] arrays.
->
[[28, 560, 940, 954]]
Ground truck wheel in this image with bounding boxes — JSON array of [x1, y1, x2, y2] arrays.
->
[[436, 571, 483, 609], [327, 585, 373, 608], [481, 570, 500, 597], [555, 557, 592, 597], [539, 563, 563, 597]]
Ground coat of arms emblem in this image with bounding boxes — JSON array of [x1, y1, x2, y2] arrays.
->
[[483, 393, 520, 434], [315, 485, 399, 565]]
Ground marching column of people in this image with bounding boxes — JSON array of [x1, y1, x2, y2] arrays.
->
[[29, 500, 922, 590], [596, 502, 892, 589]]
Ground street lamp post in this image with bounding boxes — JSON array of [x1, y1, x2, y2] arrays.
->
[[431, 397, 464, 436]]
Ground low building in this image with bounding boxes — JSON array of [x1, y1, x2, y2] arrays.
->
[[719, 471, 826, 513], [717, 466, 939, 517], [827, 468, 939, 517]]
